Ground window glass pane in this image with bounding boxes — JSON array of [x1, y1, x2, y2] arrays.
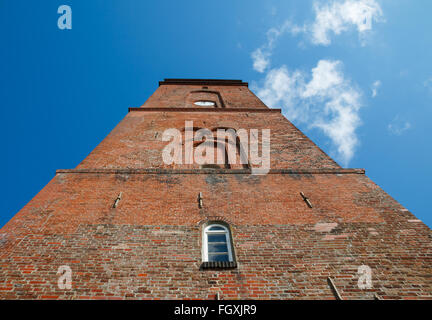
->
[[208, 253, 229, 262], [194, 101, 215, 107], [208, 243, 228, 253], [208, 226, 225, 231], [207, 234, 227, 242]]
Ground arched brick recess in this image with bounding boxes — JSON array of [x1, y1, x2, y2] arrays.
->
[[185, 90, 225, 108]]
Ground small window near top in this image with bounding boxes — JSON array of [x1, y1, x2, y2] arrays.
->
[[194, 101, 215, 107], [203, 224, 233, 262]]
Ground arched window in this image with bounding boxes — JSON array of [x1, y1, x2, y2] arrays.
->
[[185, 90, 225, 108], [203, 224, 233, 262]]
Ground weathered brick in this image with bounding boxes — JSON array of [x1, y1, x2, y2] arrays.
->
[[0, 79, 430, 300]]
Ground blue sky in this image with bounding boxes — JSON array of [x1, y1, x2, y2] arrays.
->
[[1, 0, 431, 228]]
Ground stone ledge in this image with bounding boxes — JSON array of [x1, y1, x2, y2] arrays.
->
[[128, 107, 281, 113], [56, 168, 365, 175], [200, 261, 237, 270]]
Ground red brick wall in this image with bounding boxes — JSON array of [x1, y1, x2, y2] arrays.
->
[[76, 111, 339, 170], [0, 81, 431, 299], [142, 84, 268, 109]]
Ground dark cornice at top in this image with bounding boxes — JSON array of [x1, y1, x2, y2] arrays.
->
[[159, 79, 248, 87]]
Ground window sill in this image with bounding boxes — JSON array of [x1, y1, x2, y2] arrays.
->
[[200, 261, 237, 270]]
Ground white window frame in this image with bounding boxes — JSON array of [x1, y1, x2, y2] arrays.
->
[[202, 224, 233, 262]]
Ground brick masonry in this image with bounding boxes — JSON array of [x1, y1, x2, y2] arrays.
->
[[0, 79, 431, 299]]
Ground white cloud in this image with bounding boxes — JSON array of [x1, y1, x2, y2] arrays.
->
[[253, 60, 362, 166], [371, 80, 381, 97], [249, 1, 382, 164], [251, 21, 295, 73], [423, 77, 432, 94], [303, 60, 344, 97], [254, 66, 305, 120], [388, 115, 411, 136], [309, 0, 383, 46], [251, 48, 270, 73], [280, 0, 384, 46], [251, 0, 383, 72]]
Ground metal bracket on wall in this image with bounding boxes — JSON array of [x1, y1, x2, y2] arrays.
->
[[113, 192, 123, 208], [327, 277, 343, 300], [198, 192, 203, 209], [300, 192, 313, 208]]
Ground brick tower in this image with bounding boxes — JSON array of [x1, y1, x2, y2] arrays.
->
[[0, 79, 431, 300]]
